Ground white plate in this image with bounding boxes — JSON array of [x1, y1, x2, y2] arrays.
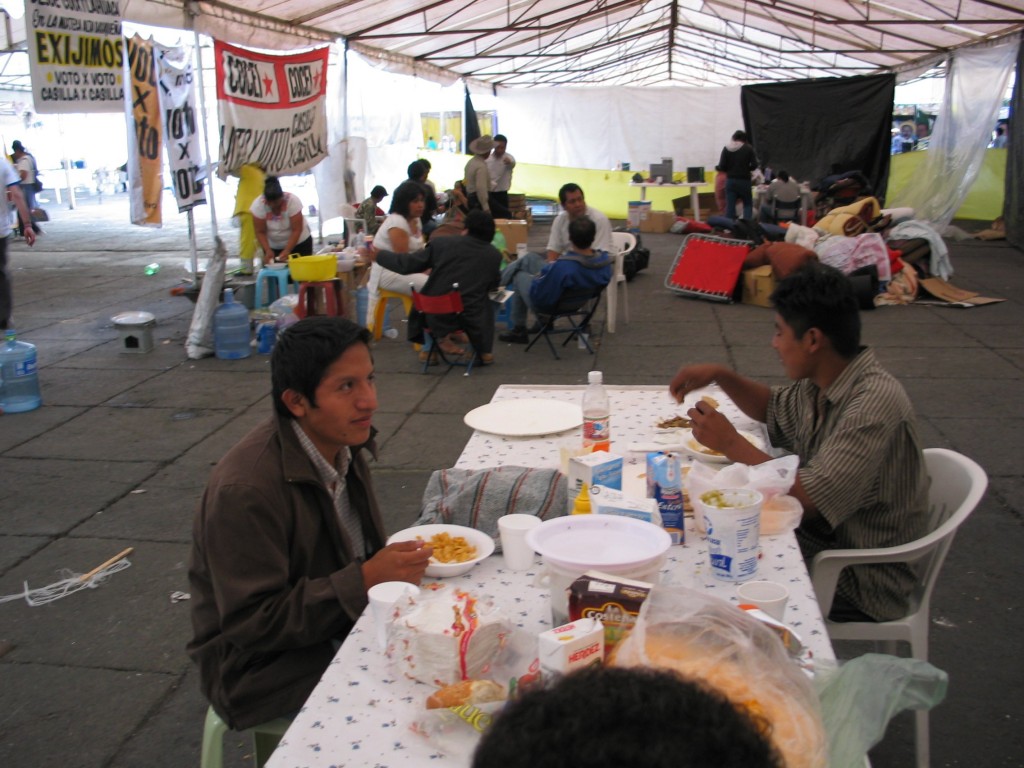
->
[[387, 523, 495, 577], [464, 399, 583, 437], [680, 428, 764, 464], [525, 514, 671, 571]]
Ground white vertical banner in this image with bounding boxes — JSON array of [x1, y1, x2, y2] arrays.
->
[[26, 0, 124, 113], [156, 45, 207, 213]]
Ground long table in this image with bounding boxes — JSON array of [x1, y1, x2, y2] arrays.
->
[[266, 385, 833, 768], [629, 181, 704, 220]]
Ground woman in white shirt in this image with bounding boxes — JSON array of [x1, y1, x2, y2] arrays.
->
[[250, 176, 312, 265], [368, 181, 429, 333]]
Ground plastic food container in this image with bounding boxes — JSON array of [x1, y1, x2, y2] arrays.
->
[[288, 253, 337, 282]]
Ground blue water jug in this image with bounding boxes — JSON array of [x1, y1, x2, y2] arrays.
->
[[356, 285, 369, 328], [0, 328, 42, 413], [214, 288, 252, 359]]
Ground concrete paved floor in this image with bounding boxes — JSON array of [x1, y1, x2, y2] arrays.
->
[[1, 190, 1022, 767]]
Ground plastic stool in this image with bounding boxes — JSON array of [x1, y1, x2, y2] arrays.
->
[[254, 268, 291, 309], [495, 299, 512, 330], [200, 705, 291, 768], [371, 290, 413, 341], [296, 280, 344, 318]]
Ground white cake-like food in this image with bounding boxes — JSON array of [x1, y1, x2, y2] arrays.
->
[[391, 584, 508, 687]]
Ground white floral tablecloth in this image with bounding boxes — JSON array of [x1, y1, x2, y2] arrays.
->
[[266, 385, 834, 768]]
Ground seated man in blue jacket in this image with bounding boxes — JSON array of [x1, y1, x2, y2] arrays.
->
[[498, 216, 612, 343]]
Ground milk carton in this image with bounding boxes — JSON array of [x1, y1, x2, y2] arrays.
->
[[647, 451, 685, 544], [567, 451, 623, 514], [589, 484, 662, 527]]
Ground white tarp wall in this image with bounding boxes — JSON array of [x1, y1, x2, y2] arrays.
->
[[495, 85, 744, 172]]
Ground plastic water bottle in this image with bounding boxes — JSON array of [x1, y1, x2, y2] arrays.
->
[[214, 288, 252, 359], [582, 370, 611, 452], [356, 285, 369, 328], [0, 329, 42, 413], [144, 262, 160, 275]]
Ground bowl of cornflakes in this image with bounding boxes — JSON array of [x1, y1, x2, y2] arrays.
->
[[387, 524, 495, 577]]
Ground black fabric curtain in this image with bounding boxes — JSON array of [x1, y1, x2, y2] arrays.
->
[[741, 74, 896, 200], [464, 86, 481, 153], [1005, 43, 1022, 249]]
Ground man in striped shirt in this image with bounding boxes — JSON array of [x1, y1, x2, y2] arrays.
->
[[669, 263, 928, 622]]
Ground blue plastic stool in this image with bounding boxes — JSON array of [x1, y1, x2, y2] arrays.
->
[[254, 267, 291, 309], [495, 299, 512, 330]]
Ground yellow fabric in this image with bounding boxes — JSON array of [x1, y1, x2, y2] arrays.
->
[[234, 164, 266, 262]]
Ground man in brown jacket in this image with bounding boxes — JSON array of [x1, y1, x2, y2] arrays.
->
[[188, 317, 432, 729]]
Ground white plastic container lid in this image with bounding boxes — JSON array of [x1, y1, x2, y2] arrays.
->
[[526, 514, 671, 571], [111, 311, 156, 327]]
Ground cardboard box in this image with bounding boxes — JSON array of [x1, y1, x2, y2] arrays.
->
[[537, 618, 604, 677], [640, 210, 675, 234], [568, 451, 623, 514], [494, 219, 529, 255], [741, 265, 776, 308], [627, 201, 651, 230]]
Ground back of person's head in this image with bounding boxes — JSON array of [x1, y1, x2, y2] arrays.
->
[[732, 130, 747, 142], [271, 317, 370, 419], [472, 666, 782, 768], [464, 210, 496, 242], [390, 180, 424, 217], [558, 182, 583, 204], [420, 158, 432, 172], [777, 170, 790, 182], [771, 263, 861, 358], [494, 134, 508, 144], [264, 176, 284, 202], [407, 160, 427, 181], [12, 140, 24, 152], [568, 216, 596, 251], [371, 185, 387, 200]]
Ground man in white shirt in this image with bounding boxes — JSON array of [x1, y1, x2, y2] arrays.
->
[[485, 134, 516, 218], [1, 156, 37, 329], [545, 183, 614, 261]]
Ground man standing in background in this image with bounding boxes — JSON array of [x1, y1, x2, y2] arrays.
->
[[11, 141, 41, 237], [464, 135, 494, 213], [486, 134, 516, 218], [1, 155, 37, 329]]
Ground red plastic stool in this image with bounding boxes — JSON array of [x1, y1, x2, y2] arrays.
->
[[296, 280, 345, 318]]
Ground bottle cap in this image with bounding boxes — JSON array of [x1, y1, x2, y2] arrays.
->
[[588, 371, 603, 385], [572, 483, 592, 515]]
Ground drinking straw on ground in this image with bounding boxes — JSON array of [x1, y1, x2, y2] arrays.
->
[[0, 547, 134, 606]]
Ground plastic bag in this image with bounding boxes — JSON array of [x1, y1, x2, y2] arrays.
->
[[685, 455, 802, 535], [611, 586, 828, 768], [407, 624, 541, 757], [814, 654, 948, 768]]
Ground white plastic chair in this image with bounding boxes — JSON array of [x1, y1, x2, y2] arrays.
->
[[810, 448, 987, 768], [607, 231, 635, 333]]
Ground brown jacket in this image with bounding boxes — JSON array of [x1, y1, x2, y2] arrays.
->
[[187, 414, 386, 729]]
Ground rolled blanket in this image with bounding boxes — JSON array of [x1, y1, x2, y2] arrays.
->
[[416, 466, 567, 548]]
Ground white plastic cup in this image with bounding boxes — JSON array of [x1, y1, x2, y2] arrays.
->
[[498, 514, 542, 571], [516, 243, 529, 259], [696, 488, 763, 582], [736, 580, 789, 621], [367, 581, 420, 649]]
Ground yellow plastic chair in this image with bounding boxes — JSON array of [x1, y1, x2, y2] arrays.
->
[[370, 289, 414, 341], [200, 705, 291, 768]]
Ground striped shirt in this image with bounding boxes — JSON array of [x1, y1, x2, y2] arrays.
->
[[767, 347, 928, 621], [291, 422, 367, 559]]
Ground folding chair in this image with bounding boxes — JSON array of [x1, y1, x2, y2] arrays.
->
[[524, 283, 605, 359], [410, 284, 476, 376], [770, 197, 801, 223]]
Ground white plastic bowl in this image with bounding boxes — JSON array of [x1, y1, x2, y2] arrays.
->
[[387, 523, 495, 577], [525, 514, 671, 573], [111, 311, 156, 327]]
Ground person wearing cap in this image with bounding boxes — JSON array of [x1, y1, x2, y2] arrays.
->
[[250, 176, 313, 265], [10, 140, 41, 236], [0, 154, 37, 329], [464, 135, 494, 213]]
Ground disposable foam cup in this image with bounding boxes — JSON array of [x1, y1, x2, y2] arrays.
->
[[736, 580, 789, 621], [367, 581, 420, 649], [516, 243, 529, 259], [696, 488, 763, 582], [498, 514, 543, 571]]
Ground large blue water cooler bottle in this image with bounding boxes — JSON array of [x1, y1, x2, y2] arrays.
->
[[0, 328, 42, 413], [214, 288, 252, 359]]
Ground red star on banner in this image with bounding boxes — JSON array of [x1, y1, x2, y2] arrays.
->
[[262, 74, 274, 96], [312, 69, 323, 92]]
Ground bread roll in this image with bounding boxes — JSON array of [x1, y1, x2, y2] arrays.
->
[[426, 679, 506, 709]]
